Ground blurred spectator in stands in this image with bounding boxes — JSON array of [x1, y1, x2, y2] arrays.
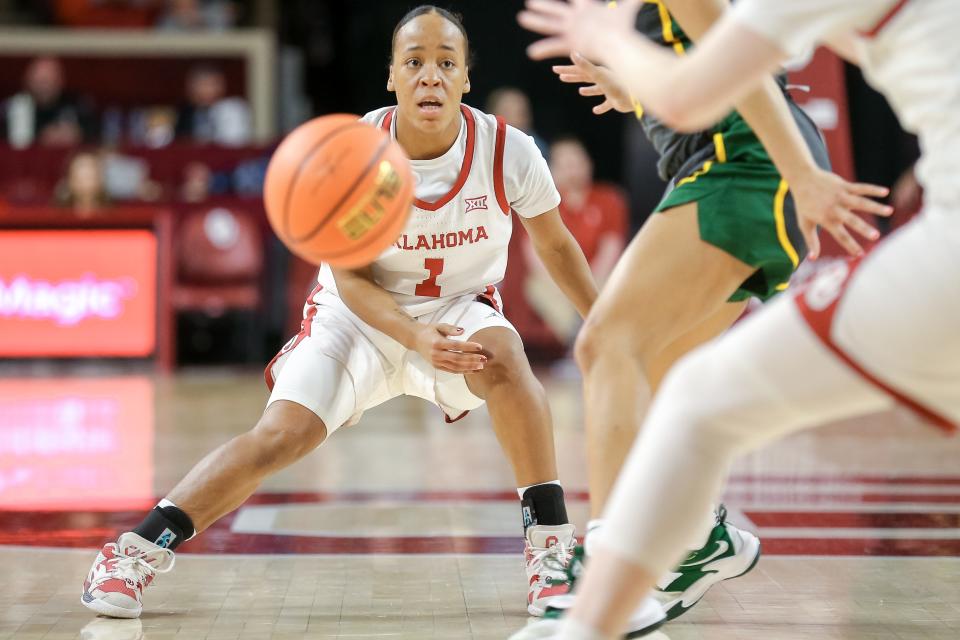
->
[[487, 87, 549, 158], [54, 0, 160, 28], [156, 0, 236, 31], [128, 106, 178, 147], [523, 136, 627, 347], [101, 150, 163, 201], [180, 161, 214, 202], [175, 64, 252, 146], [2, 56, 96, 148], [54, 151, 110, 217]]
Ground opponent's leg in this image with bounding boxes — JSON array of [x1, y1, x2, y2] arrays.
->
[[466, 325, 575, 616], [574, 202, 754, 518], [565, 298, 896, 639]]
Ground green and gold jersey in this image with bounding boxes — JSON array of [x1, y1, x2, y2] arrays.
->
[[632, 1, 787, 182]]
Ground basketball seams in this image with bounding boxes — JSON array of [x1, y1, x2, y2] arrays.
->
[[291, 134, 392, 243], [280, 121, 371, 241], [318, 173, 413, 264]]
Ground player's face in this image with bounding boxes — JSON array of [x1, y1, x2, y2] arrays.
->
[[389, 14, 470, 135]]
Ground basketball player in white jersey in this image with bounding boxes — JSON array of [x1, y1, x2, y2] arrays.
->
[[80, 6, 602, 620], [514, 0, 960, 637]]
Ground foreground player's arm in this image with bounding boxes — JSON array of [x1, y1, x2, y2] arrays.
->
[[520, 209, 599, 318], [331, 265, 486, 374], [661, 0, 888, 256], [521, 0, 892, 257]]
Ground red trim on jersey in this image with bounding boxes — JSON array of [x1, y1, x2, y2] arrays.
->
[[380, 106, 477, 212], [862, 0, 910, 37], [493, 116, 511, 216], [794, 256, 956, 434], [477, 285, 502, 314], [380, 109, 393, 133], [264, 282, 323, 391], [444, 410, 470, 424]]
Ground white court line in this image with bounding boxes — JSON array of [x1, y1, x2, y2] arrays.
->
[[733, 503, 960, 513], [725, 483, 960, 495], [757, 527, 960, 539], [230, 504, 278, 532]]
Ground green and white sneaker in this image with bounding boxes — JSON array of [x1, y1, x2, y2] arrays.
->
[[655, 505, 761, 621], [540, 546, 666, 639]]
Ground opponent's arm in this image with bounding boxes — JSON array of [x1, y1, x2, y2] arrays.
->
[[664, 0, 888, 256], [331, 265, 486, 374], [520, 209, 599, 318], [520, 0, 892, 257]]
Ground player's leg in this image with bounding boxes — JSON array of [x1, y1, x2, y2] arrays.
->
[[575, 202, 754, 517], [561, 300, 895, 639], [81, 309, 377, 619], [81, 398, 333, 619], [643, 301, 746, 392], [462, 323, 577, 616], [531, 216, 960, 639], [466, 326, 558, 488], [511, 286, 897, 639], [164, 400, 327, 533]]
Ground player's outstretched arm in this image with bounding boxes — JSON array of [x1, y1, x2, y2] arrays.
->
[[331, 266, 487, 374], [520, 0, 892, 258], [520, 208, 599, 318], [552, 53, 635, 116], [660, 0, 892, 257]]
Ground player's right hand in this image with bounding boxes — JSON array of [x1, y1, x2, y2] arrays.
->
[[790, 167, 893, 259], [413, 324, 487, 374], [552, 52, 634, 115]]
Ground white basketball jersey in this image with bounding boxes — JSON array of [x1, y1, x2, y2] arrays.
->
[[317, 104, 556, 317], [734, 0, 960, 214]]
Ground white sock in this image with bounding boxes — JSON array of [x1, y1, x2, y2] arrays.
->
[[584, 519, 604, 557], [516, 479, 561, 499]]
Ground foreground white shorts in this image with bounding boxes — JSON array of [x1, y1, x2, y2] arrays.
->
[[263, 287, 518, 434]]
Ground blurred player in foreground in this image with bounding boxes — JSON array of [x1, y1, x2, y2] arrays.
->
[[514, 0, 960, 637]]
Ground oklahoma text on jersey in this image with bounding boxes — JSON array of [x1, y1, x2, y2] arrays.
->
[[394, 225, 489, 251]]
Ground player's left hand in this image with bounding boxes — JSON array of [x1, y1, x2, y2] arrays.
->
[[518, 0, 641, 62], [790, 167, 893, 260]]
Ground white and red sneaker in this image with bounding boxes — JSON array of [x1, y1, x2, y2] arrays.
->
[[81, 532, 175, 619], [525, 523, 576, 616]]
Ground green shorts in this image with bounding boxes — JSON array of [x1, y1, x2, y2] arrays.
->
[[655, 102, 830, 302]]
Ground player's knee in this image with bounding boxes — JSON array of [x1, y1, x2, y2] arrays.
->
[[655, 351, 743, 450], [471, 332, 530, 391], [248, 401, 327, 471], [575, 315, 644, 372]]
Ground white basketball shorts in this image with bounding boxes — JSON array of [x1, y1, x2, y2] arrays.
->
[[264, 287, 518, 434]]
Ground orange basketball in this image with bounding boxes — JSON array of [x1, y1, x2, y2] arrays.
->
[[263, 114, 414, 268]]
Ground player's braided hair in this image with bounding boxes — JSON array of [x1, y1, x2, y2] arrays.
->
[[391, 5, 473, 66]]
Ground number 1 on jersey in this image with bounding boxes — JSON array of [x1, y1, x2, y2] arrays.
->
[[415, 258, 444, 297]]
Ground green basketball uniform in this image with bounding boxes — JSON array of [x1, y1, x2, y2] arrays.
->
[[635, 1, 831, 301]]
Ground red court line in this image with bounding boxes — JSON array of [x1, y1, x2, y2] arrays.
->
[[745, 511, 960, 528], [4, 526, 958, 557]]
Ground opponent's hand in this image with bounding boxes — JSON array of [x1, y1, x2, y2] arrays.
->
[[790, 167, 893, 260], [413, 324, 486, 374], [553, 52, 634, 115], [518, 0, 641, 62]]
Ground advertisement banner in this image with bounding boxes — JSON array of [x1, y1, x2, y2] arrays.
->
[[0, 230, 157, 357]]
